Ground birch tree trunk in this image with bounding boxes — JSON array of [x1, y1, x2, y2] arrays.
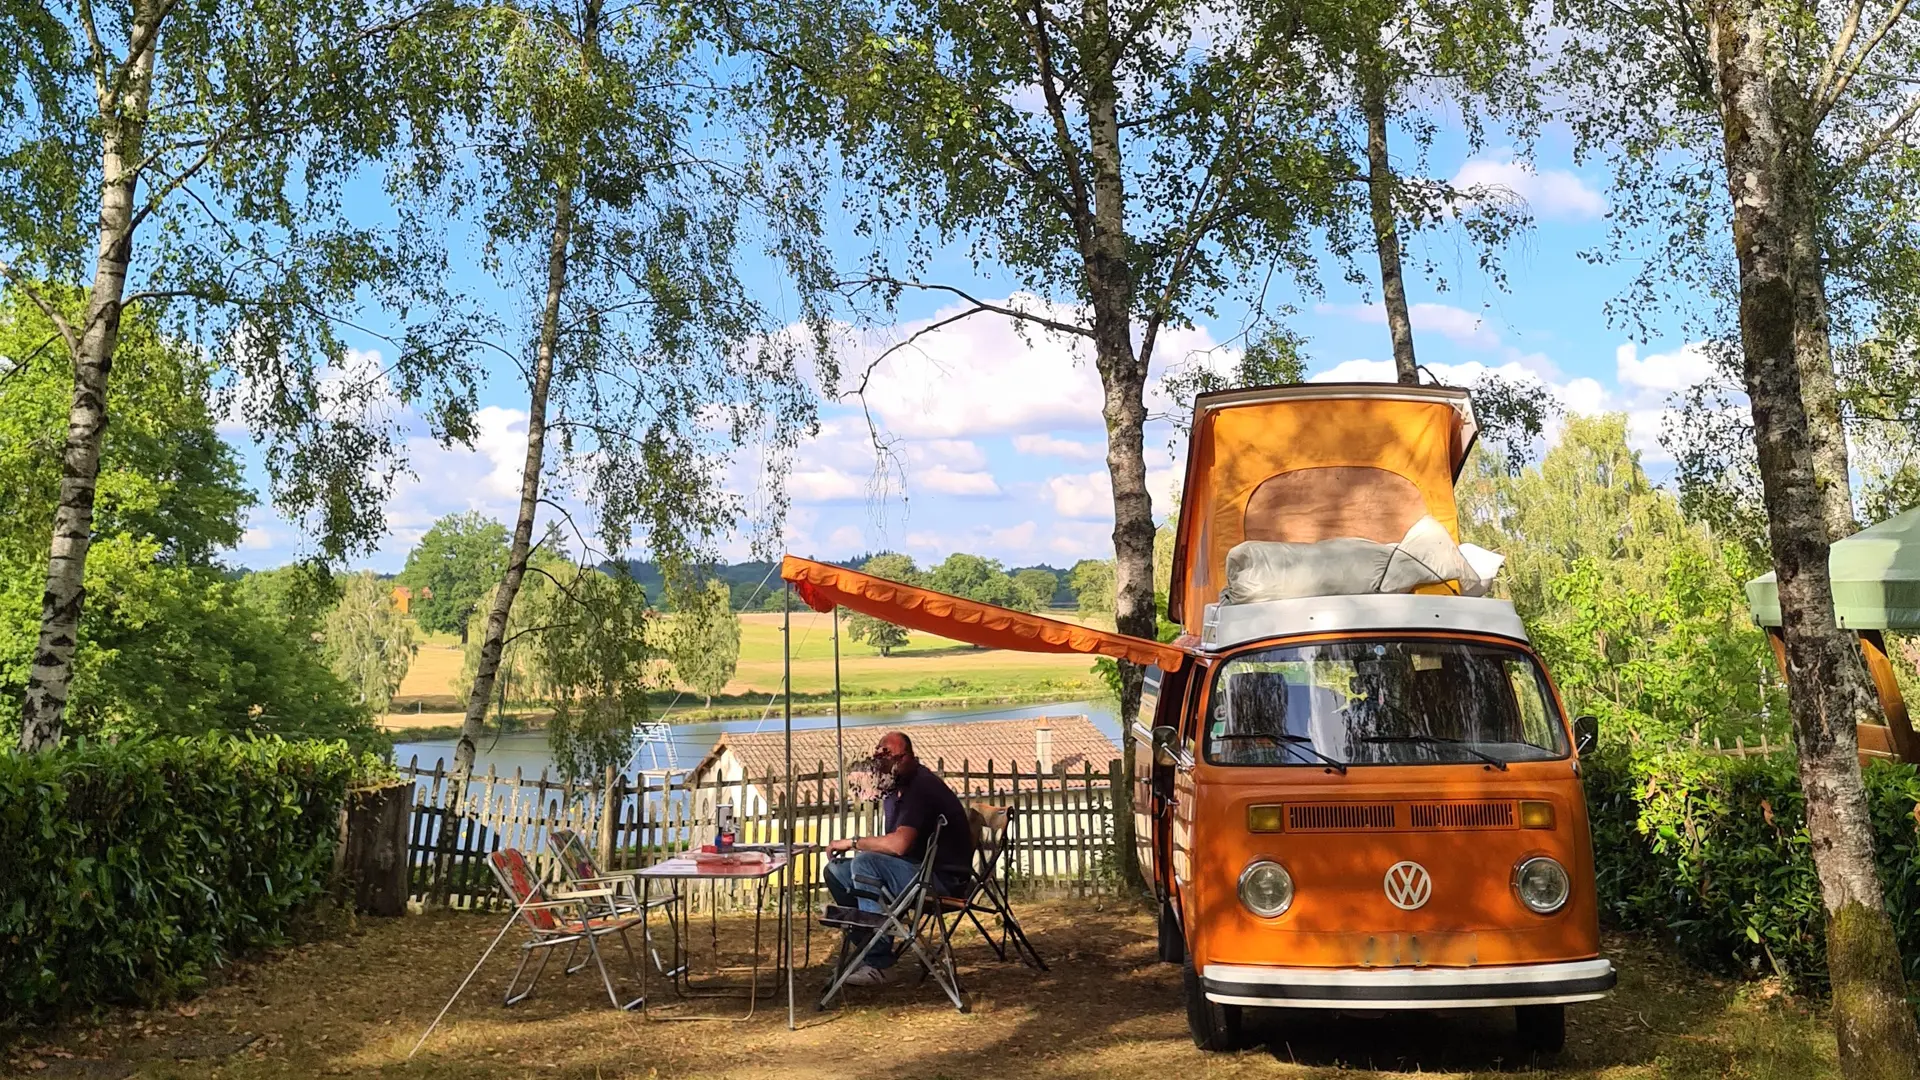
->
[[18, 18, 158, 752], [1786, 167, 1856, 541], [1361, 59, 1419, 386], [452, 182, 573, 779], [1711, 7, 1920, 1076], [1083, 0, 1152, 887]]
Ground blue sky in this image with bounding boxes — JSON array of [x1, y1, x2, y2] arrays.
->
[[227, 119, 1723, 575]]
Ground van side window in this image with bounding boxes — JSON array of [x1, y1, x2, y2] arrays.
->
[[1138, 666, 1162, 733]]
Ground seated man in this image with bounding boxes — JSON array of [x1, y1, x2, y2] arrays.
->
[[824, 731, 976, 986]]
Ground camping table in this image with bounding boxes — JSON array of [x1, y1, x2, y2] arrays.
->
[[630, 852, 801, 1022]]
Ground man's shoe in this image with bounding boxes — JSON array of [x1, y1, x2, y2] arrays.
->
[[842, 963, 891, 987]]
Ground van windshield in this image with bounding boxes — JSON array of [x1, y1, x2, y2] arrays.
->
[[1204, 639, 1569, 767]]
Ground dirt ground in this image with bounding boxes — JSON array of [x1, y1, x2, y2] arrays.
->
[[4, 901, 1837, 1080]]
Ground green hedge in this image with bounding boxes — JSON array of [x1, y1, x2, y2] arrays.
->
[[1586, 747, 1920, 992], [0, 734, 377, 1023]]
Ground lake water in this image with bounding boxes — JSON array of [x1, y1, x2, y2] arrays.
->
[[391, 698, 1122, 779]]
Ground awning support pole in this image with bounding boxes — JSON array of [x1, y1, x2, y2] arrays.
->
[[834, 607, 846, 837], [783, 582, 795, 1031]]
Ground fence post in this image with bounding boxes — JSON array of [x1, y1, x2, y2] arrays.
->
[[597, 765, 617, 869], [1107, 758, 1124, 895]]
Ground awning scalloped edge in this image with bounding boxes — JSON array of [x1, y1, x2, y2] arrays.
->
[[781, 555, 1186, 672]]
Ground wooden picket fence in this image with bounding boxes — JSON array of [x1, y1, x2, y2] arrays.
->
[[395, 754, 1123, 912], [1693, 732, 1786, 759]]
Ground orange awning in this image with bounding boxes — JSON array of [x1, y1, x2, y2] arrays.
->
[[780, 556, 1188, 671]]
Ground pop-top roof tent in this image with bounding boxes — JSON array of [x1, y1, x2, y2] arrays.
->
[[1745, 507, 1920, 761], [1166, 383, 1479, 635]]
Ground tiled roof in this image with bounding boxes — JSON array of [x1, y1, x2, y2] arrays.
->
[[690, 715, 1118, 797]]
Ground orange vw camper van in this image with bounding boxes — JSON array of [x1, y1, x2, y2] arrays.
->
[[1133, 384, 1613, 1053]]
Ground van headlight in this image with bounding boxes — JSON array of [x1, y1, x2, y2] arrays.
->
[[1514, 857, 1570, 913], [1239, 859, 1294, 918]]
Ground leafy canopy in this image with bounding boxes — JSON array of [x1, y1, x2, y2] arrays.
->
[[322, 571, 417, 716], [1458, 414, 1780, 743], [662, 579, 741, 705], [0, 290, 373, 747], [399, 512, 508, 639]]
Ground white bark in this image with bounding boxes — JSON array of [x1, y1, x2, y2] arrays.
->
[[19, 10, 158, 752]]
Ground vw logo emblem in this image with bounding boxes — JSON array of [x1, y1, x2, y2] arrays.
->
[[1384, 861, 1432, 910]]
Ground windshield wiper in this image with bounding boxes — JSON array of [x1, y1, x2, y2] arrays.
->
[[1356, 734, 1508, 770], [1215, 731, 1348, 773]]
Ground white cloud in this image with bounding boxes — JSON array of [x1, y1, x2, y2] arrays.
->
[[1560, 376, 1609, 416], [241, 527, 277, 551], [1148, 466, 1183, 513], [848, 297, 1102, 437], [787, 465, 866, 503], [842, 294, 1230, 439], [1310, 358, 1397, 383], [1615, 341, 1721, 394], [1627, 408, 1678, 463], [915, 464, 1002, 496], [1451, 152, 1608, 221], [1307, 345, 1704, 468], [1408, 304, 1502, 349], [1046, 520, 1117, 559], [471, 406, 531, 498], [826, 525, 865, 551], [1013, 433, 1104, 460], [1046, 471, 1113, 519], [1315, 302, 1503, 350], [904, 439, 988, 470], [987, 521, 1038, 550]]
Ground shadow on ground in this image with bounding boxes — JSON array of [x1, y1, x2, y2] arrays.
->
[[2, 902, 1834, 1080]]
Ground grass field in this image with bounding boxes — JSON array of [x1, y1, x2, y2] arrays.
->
[[4, 903, 1837, 1080], [385, 611, 1106, 729]]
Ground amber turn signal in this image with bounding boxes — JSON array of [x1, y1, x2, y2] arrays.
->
[[1520, 800, 1555, 829], [1247, 804, 1285, 833]]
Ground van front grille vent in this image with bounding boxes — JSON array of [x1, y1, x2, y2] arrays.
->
[[1287, 803, 1397, 831], [1409, 801, 1515, 830]]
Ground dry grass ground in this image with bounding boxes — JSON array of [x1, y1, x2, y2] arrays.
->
[[4, 901, 1836, 1080], [383, 611, 1104, 729]]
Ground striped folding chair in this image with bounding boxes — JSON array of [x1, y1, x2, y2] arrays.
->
[[545, 827, 680, 975], [486, 848, 647, 1010]]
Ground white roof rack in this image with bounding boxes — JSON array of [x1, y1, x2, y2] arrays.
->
[[1202, 594, 1530, 651]]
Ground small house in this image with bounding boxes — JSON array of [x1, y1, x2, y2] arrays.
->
[[683, 716, 1119, 863]]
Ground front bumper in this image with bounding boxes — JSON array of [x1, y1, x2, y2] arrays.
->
[[1202, 958, 1616, 1009]]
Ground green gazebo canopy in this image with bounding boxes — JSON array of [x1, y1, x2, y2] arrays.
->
[[1747, 506, 1920, 629]]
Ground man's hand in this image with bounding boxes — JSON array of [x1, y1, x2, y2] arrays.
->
[[828, 837, 855, 855]]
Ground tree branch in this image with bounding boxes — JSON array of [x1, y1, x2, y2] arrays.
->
[[0, 260, 79, 357], [1844, 88, 1920, 168], [1018, 0, 1093, 234], [74, 0, 109, 103], [832, 276, 1093, 338], [1817, 0, 1872, 106], [1817, 0, 1914, 122]]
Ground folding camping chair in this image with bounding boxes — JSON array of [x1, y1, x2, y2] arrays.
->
[[485, 848, 648, 1010], [545, 827, 681, 977], [818, 815, 966, 1013], [937, 804, 1047, 970]]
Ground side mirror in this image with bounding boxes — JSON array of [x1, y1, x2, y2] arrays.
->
[[1151, 725, 1179, 766], [1573, 714, 1599, 755]]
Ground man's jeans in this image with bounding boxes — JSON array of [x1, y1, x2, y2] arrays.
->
[[824, 851, 948, 970]]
